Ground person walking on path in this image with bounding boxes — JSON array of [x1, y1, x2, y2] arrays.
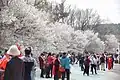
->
[[60, 52, 71, 80], [96, 55, 100, 70], [46, 52, 54, 78], [39, 53, 45, 78], [111, 55, 114, 69], [22, 48, 36, 80], [100, 54, 105, 71], [0, 53, 11, 70], [75, 53, 80, 64], [0, 52, 11, 80], [80, 55, 85, 71], [83, 56, 90, 76], [4, 45, 25, 80], [90, 55, 97, 74], [108, 55, 112, 70], [52, 54, 60, 80], [106, 55, 108, 68], [78, 54, 84, 71]]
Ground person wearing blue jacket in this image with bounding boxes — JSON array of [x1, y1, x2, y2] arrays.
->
[[60, 52, 70, 80]]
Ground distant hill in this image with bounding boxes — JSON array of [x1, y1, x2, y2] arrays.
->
[[94, 24, 120, 41]]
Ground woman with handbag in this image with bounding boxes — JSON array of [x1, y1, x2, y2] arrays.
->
[[52, 54, 60, 80]]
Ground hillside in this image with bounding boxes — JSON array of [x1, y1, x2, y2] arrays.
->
[[94, 24, 120, 41]]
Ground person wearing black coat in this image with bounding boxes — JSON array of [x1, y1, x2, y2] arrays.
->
[[4, 45, 25, 80], [39, 53, 45, 78], [100, 54, 105, 71], [22, 48, 36, 80], [79, 55, 84, 71], [53, 54, 60, 80], [83, 56, 90, 76]]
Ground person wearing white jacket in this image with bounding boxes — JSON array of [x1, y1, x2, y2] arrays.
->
[[90, 55, 97, 74]]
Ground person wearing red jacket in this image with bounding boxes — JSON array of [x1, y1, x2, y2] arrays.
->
[[52, 54, 60, 80], [46, 53, 54, 78], [0, 54, 11, 70], [0, 54, 11, 80], [108, 55, 112, 70]]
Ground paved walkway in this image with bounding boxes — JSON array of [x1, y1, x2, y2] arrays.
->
[[111, 64, 120, 75], [35, 64, 120, 80], [108, 64, 120, 80]]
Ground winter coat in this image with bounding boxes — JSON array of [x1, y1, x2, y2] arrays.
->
[[108, 57, 112, 70], [0, 55, 10, 70], [90, 57, 97, 65], [39, 56, 44, 69], [4, 56, 25, 80], [77, 55, 81, 60], [60, 57, 70, 69], [84, 58, 90, 67], [47, 56, 54, 65], [52, 58, 60, 76], [79, 57, 84, 64], [22, 56, 35, 80], [100, 56, 105, 63]]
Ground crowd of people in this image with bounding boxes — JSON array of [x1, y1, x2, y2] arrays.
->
[[78, 53, 114, 76], [0, 44, 117, 80], [39, 52, 71, 80], [38, 51, 115, 79]]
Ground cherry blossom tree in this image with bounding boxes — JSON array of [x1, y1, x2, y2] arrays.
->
[[105, 34, 119, 53], [0, 0, 106, 55], [0, 0, 50, 50], [84, 30, 105, 54], [44, 22, 74, 52]]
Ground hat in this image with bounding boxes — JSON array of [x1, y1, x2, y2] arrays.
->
[[7, 45, 20, 56]]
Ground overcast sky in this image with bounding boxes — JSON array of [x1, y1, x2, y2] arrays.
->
[[49, 0, 120, 23]]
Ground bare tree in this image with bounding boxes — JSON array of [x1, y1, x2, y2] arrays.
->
[[0, 0, 13, 7], [52, 0, 69, 23], [66, 9, 75, 27], [67, 9, 102, 31], [34, 0, 49, 11]]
